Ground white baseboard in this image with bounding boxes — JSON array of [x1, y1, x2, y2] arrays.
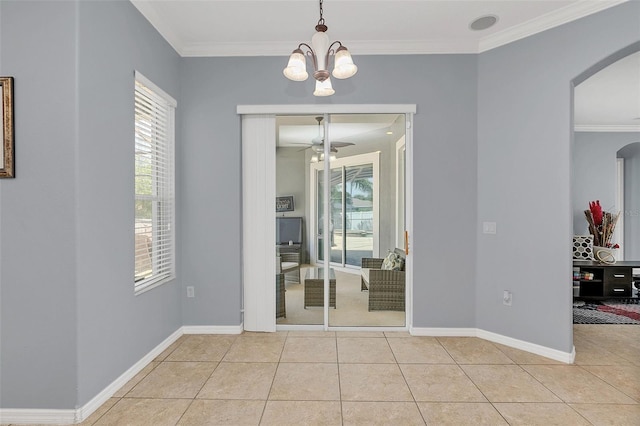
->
[[0, 328, 184, 425], [1, 324, 246, 424], [75, 327, 184, 423], [0, 408, 77, 425], [476, 329, 575, 364], [76, 324, 242, 422], [410, 327, 575, 364], [410, 327, 477, 336], [182, 324, 243, 334]]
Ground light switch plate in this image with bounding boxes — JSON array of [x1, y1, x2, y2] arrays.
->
[[483, 222, 497, 234]]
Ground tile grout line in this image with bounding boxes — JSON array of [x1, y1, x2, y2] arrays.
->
[[386, 334, 428, 425], [336, 335, 344, 426], [256, 330, 289, 425], [171, 335, 243, 425], [578, 363, 640, 402], [439, 337, 512, 425], [86, 338, 186, 425]]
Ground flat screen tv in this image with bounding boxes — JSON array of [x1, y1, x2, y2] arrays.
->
[[276, 217, 302, 245]]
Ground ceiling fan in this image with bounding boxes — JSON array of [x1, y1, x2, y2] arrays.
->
[[290, 116, 355, 153]]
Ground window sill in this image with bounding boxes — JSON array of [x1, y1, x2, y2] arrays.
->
[[135, 274, 176, 296]]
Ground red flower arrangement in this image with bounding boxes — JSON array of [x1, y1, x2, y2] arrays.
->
[[584, 200, 620, 248]]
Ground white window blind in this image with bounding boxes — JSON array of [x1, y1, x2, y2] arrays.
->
[[134, 71, 176, 294]]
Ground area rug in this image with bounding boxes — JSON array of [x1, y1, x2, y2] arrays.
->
[[573, 299, 640, 324]]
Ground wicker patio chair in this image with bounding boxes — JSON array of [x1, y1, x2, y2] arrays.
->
[[361, 250, 406, 311], [280, 252, 301, 284], [276, 273, 286, 318]]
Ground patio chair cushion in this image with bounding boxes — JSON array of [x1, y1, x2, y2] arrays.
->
[[381, 251, 404, 271]]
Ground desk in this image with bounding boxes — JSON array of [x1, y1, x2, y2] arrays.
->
[[304, 267, 336, 308], [573, 261, 640, 298]]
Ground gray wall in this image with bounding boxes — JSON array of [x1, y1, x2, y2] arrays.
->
[[276, 149, 307, 220], [179, 54, 479, 328], [619, 142, 640, 259], [276, 148, 308, 260], [76, 1, 182, 406], [0, 0, 182, 409], [477, 2, 639, 353], [572, 132, 639, 245], [0, 0, 79, 409]]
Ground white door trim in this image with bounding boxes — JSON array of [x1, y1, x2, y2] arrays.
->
[[615, 157, 624, 259], [395, 137, 406, 249], [238, 104, 417, 115]]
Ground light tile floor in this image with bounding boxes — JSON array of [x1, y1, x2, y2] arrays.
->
[[7, 325, 640, 425]]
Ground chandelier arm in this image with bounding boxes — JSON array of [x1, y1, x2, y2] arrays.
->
[[324, 41, 343, 72], [298, 43, 319, 73]]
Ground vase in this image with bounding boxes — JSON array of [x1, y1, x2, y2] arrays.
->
[[593, 246, 618, 262]]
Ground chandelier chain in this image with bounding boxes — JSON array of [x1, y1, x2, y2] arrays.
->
[[318, 0, 325, 26]]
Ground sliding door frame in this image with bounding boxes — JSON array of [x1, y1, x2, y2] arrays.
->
[[238, 104, 416, 332]]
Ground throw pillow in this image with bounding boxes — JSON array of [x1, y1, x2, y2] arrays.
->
[[381, 251, 404, 271], [573, 235, 594, 260]]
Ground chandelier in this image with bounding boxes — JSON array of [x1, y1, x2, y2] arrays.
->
[[283, 0, 358, 96]]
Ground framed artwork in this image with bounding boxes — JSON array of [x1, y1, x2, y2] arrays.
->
[[276, 196, 294, 212], [1, 76, 14, 178]]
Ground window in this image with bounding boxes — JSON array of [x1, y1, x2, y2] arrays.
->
[[134, 71, 176, 294]]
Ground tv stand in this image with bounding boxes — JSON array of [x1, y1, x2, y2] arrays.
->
[[573, 261, 640, 299]]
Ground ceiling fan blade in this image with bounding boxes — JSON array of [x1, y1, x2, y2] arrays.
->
[[286, 141, 314, 146], [330, 141, 355, 148]]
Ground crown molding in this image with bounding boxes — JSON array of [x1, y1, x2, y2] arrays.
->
[[574, 124, 640, 132], [180, 39, 478, 57], [131, 0, 185, 54], [479, 0, 628, 52]]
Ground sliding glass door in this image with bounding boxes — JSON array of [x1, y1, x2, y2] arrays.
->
[[315, 155, 378, 268], [273, 111, 409, 328]]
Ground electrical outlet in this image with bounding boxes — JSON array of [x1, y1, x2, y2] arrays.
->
[[187, 286, 195, 298], [503, 290, 512, 306]]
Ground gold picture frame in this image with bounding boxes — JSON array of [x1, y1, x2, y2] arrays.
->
[[1, 76, 14, 178]]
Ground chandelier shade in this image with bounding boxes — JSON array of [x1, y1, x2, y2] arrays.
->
[[283, 0, 357, 96], [332, 46, 358, 79], [283, 49, 308, 81], [313, 78, 335, 97]]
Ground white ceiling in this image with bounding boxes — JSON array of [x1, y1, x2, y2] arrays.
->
[[574, 51, 640, 130], [131, 0, 625, 56], [131, 0, 638, 130]]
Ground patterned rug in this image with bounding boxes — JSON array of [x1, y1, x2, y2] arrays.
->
[[573, 298, 640, 324]]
